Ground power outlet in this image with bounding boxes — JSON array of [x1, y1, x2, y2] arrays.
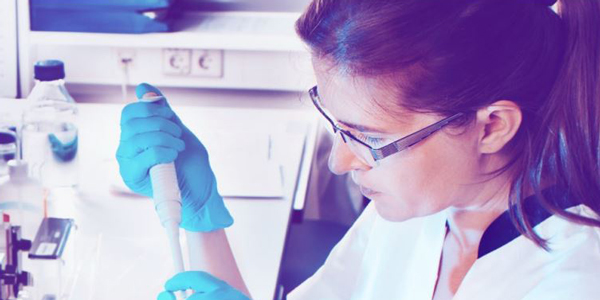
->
[[191, 49, 223, 78], [163, 48, 191, 75]]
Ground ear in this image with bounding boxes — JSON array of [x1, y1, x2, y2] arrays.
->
[[476, 100, 522, 154]]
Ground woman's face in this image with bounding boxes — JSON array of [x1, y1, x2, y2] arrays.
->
[[313, 60, 497, 222]]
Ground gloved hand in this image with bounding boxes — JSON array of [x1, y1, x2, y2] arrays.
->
[[116, 83, 233, 231], [157, 271, 250, 300]]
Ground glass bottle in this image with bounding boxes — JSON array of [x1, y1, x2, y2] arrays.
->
[[22, 60, 79, 189]]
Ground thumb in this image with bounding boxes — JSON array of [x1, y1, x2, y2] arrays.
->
[[136, 82, 165, 101], [135, 83, 184, 124]]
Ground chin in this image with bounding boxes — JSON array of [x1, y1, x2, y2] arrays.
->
[[371, 200, 413, 222], [370, 193, 441, 222]]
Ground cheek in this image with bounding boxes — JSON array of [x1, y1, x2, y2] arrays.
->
[[368, 135, 478, 220]]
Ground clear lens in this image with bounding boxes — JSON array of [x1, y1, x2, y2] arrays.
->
[[339, 131, 376, 166], [321, 122, 336, 135]]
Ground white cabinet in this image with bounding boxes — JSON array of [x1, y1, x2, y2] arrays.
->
[[17, 1, 315, 98]]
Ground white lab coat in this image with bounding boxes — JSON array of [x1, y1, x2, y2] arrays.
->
[[288, 187, 600, 300]]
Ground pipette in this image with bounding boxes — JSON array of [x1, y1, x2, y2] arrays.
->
[[138, 92, 187, 298]]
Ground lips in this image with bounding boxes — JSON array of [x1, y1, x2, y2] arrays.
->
[[351, 172, 380, 197], [359, 186, 379, 197]]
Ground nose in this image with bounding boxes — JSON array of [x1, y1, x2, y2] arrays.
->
[[328, 133, 371, 175]]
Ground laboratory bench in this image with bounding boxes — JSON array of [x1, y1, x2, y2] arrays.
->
[[0, 97, 320, 300]]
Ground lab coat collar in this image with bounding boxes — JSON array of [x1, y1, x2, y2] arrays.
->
[[477, 185, 579, 258]]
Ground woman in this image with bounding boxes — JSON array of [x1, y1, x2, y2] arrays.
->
[[116, 0, 600, 299]]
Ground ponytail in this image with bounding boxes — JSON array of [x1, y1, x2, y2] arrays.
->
[[512, 0, 600, 248]]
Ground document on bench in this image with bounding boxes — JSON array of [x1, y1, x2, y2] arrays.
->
[[202, 130, 283, 199]]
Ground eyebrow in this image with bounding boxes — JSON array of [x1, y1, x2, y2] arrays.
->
[[337, 120, 388, 134], [313, 87, 391, 135]]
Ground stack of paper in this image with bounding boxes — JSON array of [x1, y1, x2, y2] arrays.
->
[[201, 130, 283, 198]]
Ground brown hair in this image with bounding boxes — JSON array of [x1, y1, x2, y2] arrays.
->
[[296, 0, 600, 248]]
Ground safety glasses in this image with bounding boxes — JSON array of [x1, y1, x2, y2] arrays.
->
[[309, 85, 464, 165]]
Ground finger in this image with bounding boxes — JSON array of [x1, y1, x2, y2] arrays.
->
[[135, 83, 190, 130], [117, 146, 178, 185], [135, 83, 187, 124], [186, 288, 245, 300], [120, 102, 173, 125], [118, 132, 185, 158], [135, 146, 179, 170], [157, 291, 176, 300], [120, 116, 182, 140], [136, 82, 164, 99], [164, 271, 225, 293], [186, 293, 203, 300], [186, 292, 211, 300]]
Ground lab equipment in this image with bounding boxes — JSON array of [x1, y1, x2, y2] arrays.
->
[[117, 83, 233, 232], [26, 218, 76, 300], [157, 271, 249, 300], [0, 216, 33, 300], [0, 160, 44, 242], [118, 83, 237, 297], [136, 88, 187, 291], [22, 60, 79, 189], [28, 218, 74, 260], [30, 0, 175, 33], [117, 83, 235, 298]]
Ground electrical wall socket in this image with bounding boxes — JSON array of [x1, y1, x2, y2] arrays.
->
[[163, 48, 191, 75], [161, 48, 223, 78], [191, 49, 223, 78]]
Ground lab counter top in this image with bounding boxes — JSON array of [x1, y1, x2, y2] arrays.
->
[[0, 99, 319, 300]]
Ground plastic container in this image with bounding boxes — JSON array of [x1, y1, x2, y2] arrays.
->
[[30, 0, 174, 33], [22, 60, 79, 189]]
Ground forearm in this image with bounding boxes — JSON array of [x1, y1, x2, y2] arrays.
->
[[185, 229, 251, 297]]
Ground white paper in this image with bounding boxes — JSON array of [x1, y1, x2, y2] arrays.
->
[[201, 130, 283, 198]]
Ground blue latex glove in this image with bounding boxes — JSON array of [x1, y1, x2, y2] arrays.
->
[[157, 271, 250, 300], [116, 83, 233, 231]]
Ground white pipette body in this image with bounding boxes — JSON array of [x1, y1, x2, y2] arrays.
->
[[139, 95, 187, 298], [148, 163, 185, 273]]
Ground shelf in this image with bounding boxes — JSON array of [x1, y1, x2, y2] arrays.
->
[[27, 11, 307, 52]]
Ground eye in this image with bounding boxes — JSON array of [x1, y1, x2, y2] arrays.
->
[[354, 132, 387, 147], [365, 136, 386, 147]]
